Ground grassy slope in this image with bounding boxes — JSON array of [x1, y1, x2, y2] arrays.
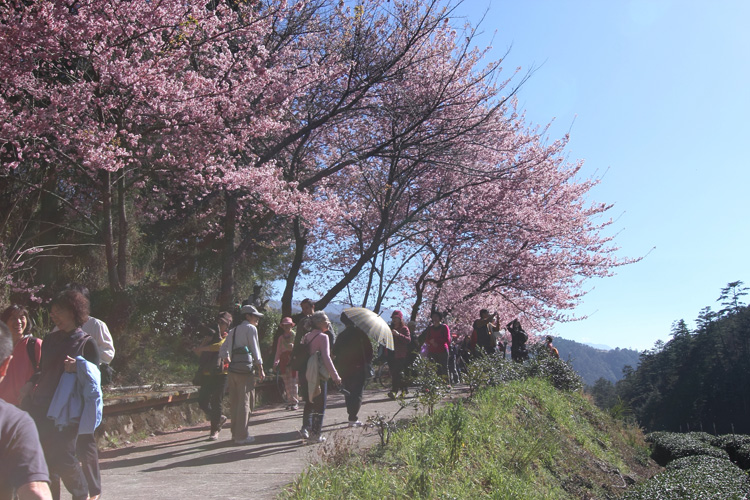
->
[[283, 378, 660, 499]]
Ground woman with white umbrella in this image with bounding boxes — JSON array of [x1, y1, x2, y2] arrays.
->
[[333, 314, 373, 427]]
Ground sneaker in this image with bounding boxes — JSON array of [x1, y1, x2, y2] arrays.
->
[[234, 436, 255, 445], [218, 415, 227, 428], [347, 420, 363, 428], [208, 431, 219, 441], [298, 427, 310, 439], [387, 391, 396, 400], [288, 404, 299, 411], [306, 434, 326, 444]]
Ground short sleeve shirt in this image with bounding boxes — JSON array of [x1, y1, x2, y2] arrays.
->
[[0, 399, 49, 498]]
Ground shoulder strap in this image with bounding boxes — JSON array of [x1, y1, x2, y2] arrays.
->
[[25, 337, 39, 370], [304, 331, 321, 349], [230, 327, 238, 352]]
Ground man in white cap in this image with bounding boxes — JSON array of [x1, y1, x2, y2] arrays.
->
[[219, 305, 265, 445]]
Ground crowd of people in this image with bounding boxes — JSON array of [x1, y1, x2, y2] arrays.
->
[[192, 299, 550, 448], [0, 289, 560, 499], [0, 285, 113, 500]]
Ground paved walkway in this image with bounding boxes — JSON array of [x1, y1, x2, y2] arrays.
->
[[94, 386, 418, 500]]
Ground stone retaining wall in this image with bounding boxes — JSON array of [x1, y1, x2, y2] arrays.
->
[[97, 381, 281, 448]]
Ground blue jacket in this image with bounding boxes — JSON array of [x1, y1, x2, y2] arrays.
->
[[46, 356, 103, 434]]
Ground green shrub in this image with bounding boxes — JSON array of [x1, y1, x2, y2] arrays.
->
[[622, 455, 750, 500], [409, 356, 451, 415], [524, 343, 584, 392], [463, 345, 582, 398], [646, 432, 729, 466], [463, 353, 523, 396]]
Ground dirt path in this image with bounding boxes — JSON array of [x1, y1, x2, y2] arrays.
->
[[94, 386, 418, 500]]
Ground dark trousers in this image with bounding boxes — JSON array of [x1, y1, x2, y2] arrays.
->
[[198, 373, 227, 433], [36, 418, 88, 500], [479, 343, 496, 356], [76, 433, 101, 496], [302, 380, 327, 435], [342, 371, 366, 422], [448, 347, 461, 384], [428, 351, 449, 379], [388, 357, 408, 392]]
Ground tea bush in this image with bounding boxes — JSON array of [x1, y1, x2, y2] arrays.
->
[[524, 343, 583, 392], [712, 434, 750, 470], [463, 344, 583, 397], [646, 432, 729, 466], [622, 455, 750, 500]]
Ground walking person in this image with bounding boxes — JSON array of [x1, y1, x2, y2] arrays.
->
[[290, 299, 316, 424], [0, 305, 42, 407], [193, 312, 232, 441], [386, 311, 410, 399], [273, 317, 299, 410], [421, 311, 451, 379], [219, 305, 265, 445], [299, 312, 341, 443], [62, 284, 114, 500], [25, 290, 100, 500], [333, 315, 373, 427]]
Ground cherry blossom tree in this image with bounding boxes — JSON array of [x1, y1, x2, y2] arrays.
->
[[0, 0, 336, 302], [281, 2, 630, 333]]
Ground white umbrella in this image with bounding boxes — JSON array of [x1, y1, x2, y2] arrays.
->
[[341, 307, 394, 350]]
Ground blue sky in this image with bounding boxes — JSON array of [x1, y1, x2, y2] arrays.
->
[[456, 0, 750, 350]]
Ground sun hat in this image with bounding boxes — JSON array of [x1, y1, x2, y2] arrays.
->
[[240, 304, 264, 317], [280, 317, 295, 326]]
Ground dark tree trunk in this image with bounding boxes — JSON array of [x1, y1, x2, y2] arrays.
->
[[281, 218, 307, 318], [218, 193, 237, 310], [116, 171, 128, 288], [35, 164, 64, 289], [101, 170, 121, 292]]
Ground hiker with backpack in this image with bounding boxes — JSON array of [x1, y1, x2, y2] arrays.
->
[[219, 304, 265, 445], [0, 305, 42, 407]]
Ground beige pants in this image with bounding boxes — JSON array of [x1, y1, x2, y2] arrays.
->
[[227, 371, 256, 441], [282, 367, 299, 405]]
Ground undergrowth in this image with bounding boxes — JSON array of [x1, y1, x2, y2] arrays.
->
[[282, 377, 652, 499]]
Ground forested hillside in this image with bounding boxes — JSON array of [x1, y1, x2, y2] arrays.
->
[[554, 337, 640, 385], [613, 282, 750, 434]]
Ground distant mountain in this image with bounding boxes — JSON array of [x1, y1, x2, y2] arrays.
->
[[554, 338, 641, 386], [584, 343, 612, 351], [266, 300, 393, 333]]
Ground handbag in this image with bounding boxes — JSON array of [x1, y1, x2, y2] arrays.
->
[[227, 327, 254, 374]]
